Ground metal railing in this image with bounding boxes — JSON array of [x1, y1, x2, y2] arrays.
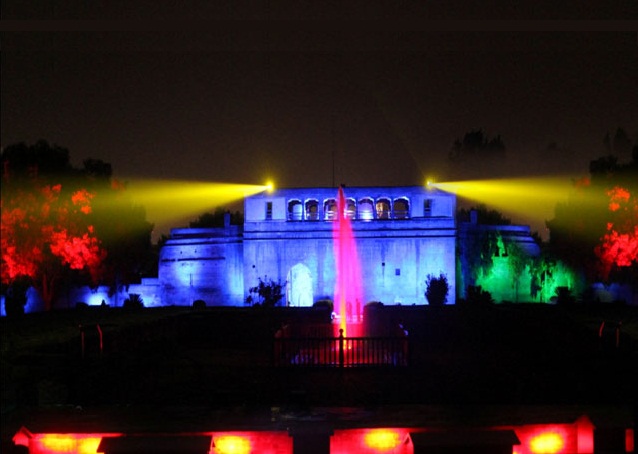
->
[[273, 329, 409, 367]]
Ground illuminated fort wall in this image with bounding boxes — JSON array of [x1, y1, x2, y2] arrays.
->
[[2, 185, 575, 314], [243, 186, 457, 306], [159, 186, 457, 307]]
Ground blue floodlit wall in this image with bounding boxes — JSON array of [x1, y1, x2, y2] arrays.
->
[[159, 226, 245, 306], [156, 186, 457, 307], [243, 186, 457, 305], [4, 185, 562, 314]]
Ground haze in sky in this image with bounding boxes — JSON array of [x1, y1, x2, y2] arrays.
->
[[2, 27, 637, 238]]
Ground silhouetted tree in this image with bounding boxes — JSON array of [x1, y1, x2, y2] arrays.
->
[[458, 204, 512, 225], [83, 158, 113, 180], [604, 127, 634, 156], [449, 129, 505, 162], [189, 207, 243, 228]]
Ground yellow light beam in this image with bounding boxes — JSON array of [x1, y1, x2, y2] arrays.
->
[[99, 179, 270, 229], [431, 175, 605, 234]]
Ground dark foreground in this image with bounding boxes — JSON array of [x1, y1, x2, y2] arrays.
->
[[2, 303, 637, 446]]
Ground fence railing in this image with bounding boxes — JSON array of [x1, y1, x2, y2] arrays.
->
[[273, 330, 409, 367]]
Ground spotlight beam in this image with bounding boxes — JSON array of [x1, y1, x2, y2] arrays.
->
[[430, 175, 601, 234], [107, 179, 270, 227]]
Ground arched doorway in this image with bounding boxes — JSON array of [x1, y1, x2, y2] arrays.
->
[[287, 263, 314, 307]]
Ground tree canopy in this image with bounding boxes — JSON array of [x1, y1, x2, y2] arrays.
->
[[547, 140, 638, 284], [1, 141, 154, 312], [189, 207, 243, 228], [449, 129, 506, 162], [457, 204, 512, 225]]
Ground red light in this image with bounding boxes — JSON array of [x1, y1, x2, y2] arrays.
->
[[331, 428, 412, 454], [529, 431, 566, 454], [213, 435, 252, 454], [33, 433, 116, 454], [364, 429, 402, 451]]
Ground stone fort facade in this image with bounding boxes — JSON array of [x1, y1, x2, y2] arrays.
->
[[159, 185, 458, 307], [10, 185, 638, 315]]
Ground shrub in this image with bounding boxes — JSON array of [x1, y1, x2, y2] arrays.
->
[[123, 293, 144, 310], [465, 285, 494, 306], [313, 299, 333, 312], [425, 273, 449, 306], [555, 286, 575, 305], [4, 276, 30, 317], [246, 276, 286, 307], [192, 299, 206, 310]]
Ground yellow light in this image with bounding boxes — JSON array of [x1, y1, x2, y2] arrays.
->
[[529, 431, 565, 454], [39, 434, 75, 452], [37, 434, 103, 453], [265, 180, 274, 192], [364, 429, 402, 451], [213, 435, 252, 454], [430, 175, 603, 238], [105, 178, 270, 237]]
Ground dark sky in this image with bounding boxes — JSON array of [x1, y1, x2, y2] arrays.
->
[[2, 18, 637, 236]]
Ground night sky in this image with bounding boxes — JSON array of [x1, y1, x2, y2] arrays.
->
[[2, 20, 637, 238]]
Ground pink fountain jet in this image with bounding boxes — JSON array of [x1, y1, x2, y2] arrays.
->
[[333, 186, 364, 337]]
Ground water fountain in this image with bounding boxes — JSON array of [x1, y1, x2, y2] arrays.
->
[[333, 186, 364, 337], [273, 186, 408, 367]]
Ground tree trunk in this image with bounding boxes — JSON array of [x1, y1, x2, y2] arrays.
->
[[40, 274, 55, 311]]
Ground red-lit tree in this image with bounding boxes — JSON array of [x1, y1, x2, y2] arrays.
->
[[1, 182, 106, 311], [1, 142, 105, 312], [595, 185, 638, 281], [547, 142, 638, 287], [1, 141, 153, 313]]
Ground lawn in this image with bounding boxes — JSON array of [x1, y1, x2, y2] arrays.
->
[[2, 303, 637, 444]]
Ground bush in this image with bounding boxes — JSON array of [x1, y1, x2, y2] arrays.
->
[[192, 299, 206, 310], [246, 276, 286, 307], [313, 299, 333, 312], [464, 285, 494, 306], [425, 273, 449, 306], [555, 286, 575, 305], [123, 293, 144, 310], [4, 276, 30, 317]]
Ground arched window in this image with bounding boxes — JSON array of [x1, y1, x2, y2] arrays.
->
[[345, 198, 356, 220], [393, 198, 410, 219], [324, 198, 337, 220], [376, 198, 391, 219], [357, 198, 374, 221], [288, 199, 303, 221], [305, 199, 319, 221]]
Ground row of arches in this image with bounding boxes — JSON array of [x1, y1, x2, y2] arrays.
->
[[287, 197, 410, 221]]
